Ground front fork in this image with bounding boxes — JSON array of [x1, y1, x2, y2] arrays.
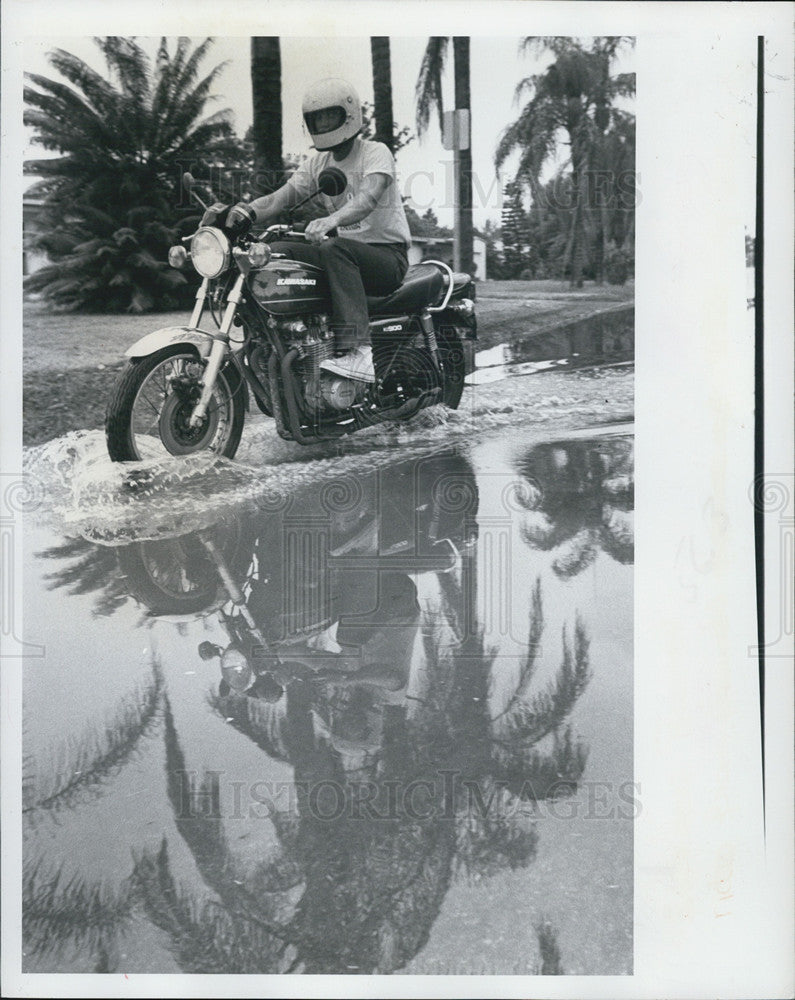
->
[[188, 274, 245, 428]]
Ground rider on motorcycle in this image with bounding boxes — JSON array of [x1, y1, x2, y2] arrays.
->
[[228, 78, 411, 383]]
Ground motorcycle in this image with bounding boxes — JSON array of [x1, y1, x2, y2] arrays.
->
[[105, 168, 477, 462]]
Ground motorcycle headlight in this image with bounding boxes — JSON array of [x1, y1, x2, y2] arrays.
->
[[220, 645, 253, 692], [190, 227, 231, 279]]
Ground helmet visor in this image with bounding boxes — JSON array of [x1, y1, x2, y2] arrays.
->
[[304, 106, 347, 135]]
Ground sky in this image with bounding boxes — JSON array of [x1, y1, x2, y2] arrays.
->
[[23, 35, 636, 229]]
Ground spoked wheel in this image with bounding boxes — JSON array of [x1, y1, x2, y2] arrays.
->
[[105, 345, 245, 462], [374, 346, 440, 406], [116, 519, 254, 616]]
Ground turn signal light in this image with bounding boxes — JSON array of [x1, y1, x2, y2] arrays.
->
[[247, 242, 271, 268], [449, 297, 475, 317], [168, 245, 188, 268]]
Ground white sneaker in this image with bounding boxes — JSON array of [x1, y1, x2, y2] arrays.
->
[[307, 620, 343, 654], [320, 344, 376, 383]]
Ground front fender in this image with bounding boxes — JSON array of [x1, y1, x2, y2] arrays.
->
[[125, 326, 225, 360]]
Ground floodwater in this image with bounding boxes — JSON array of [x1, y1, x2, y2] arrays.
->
[[469, 304, 634, 385], [21, 417, 634, 975]]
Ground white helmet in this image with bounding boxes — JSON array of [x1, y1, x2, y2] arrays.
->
[[302, 78, 362, 150]]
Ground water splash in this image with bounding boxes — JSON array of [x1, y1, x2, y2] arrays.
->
[[22, 368, 633, 544]]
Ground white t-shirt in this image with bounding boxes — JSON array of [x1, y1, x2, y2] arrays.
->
[[288, 137, 411, 248]]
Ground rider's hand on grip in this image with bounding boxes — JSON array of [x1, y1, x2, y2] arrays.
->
[[200, 202, 229, 227], [226, 202, 257, 235]]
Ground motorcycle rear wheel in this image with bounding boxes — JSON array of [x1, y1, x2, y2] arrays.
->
[[105, 345, 245, 462]]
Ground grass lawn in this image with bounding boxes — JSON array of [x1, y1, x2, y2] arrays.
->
[[475, 279, 633, 348], [22, 278, 633, 446]]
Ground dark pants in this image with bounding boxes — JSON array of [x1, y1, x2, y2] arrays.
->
[[271, 238, 408, 351]]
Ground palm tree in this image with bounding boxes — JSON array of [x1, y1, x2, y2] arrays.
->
[[250, 37, 283, 196], [495, 36, 635, 287], [24, 37, 239, 311], [416, 37, 474, 275], [370, 37, 395, 153]]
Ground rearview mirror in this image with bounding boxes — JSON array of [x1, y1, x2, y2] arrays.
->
[[317, 167, 347, 197]]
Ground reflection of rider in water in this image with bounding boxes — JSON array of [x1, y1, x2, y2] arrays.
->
[[206, 451, 480, 713]]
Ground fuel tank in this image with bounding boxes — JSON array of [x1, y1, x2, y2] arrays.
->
[[246, 259, 331, 317]]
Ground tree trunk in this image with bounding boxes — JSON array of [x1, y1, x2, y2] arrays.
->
[[251, 37, 283, 197], [453, 37, 474, 277], [594, 144, 609, 284], [370, 37, 395, 153], [567, 147, 587, 289]]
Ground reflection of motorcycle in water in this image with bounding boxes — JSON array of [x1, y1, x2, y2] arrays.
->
[[116, 451, 481, 741]]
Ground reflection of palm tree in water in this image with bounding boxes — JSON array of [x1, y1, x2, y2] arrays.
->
[[514, 436, 634, 578], [23, 633, 582, 975], [23, 452, 589, 974], [151, 573, 591, 974], [22, 662, 165, 971], [35, 537, 131, 618]]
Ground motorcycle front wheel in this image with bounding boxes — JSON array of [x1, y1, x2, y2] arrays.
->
[[115, 519, 253, 616], [105, 345, 245, 462]]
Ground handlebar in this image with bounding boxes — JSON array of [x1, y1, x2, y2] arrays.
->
[[263, 224, 336, 243]]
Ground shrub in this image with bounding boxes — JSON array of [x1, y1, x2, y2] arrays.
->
[[605, 244, 632, 285]]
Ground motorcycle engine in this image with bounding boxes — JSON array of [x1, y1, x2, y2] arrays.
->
[[319, 375, 358, 411], [286, 319, 363, 414]]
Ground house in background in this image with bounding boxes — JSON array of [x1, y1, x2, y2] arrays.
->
[[408, 235, 487, 280]]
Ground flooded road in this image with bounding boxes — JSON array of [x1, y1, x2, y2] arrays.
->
[[469, 304, 634, 384], [21, 417, 634, 975]]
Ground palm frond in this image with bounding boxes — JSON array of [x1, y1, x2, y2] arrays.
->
[[415, 37, 448, 137], [132, 837, 291, 973], [23, 857, 134, 964], [94, 36, 151, 105], [453, 780, 539, 879], [497, 724, 589, 800], [23, 659, 164, 816], [40, 49, 117, 113], [499, 615, 591, 746], [490, 577, 544, 722]]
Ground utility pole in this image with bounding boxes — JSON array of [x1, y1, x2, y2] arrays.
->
[[443, 107, 471, 272]]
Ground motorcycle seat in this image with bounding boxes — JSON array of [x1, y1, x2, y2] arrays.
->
[[367, 263, 446, 317]]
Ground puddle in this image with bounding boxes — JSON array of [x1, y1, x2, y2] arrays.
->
[[468, 305, 634, 384], [21, 427, 634, 975]]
